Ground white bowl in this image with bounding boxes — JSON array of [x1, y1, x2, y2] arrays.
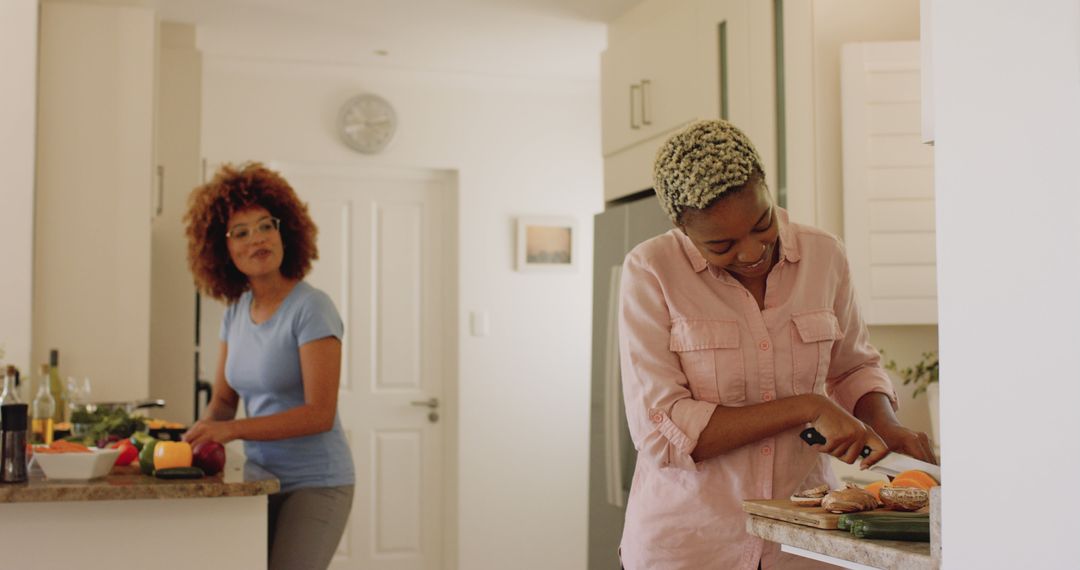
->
[[32, 447, 120, 480]]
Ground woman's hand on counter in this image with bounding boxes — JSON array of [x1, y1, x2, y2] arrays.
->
[[183, 419, 238, 448]]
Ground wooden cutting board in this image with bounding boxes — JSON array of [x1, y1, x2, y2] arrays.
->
[[743, 499, 931, 530], [742, 499, 844, 529]]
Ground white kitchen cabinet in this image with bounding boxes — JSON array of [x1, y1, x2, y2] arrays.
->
[[34, 1, 156, 402], [34, 2, 200, 406], [600, 0, 701, 157], [600, 0, 776, 203], [841, 41, 936, 325], [150, 22, 202, 424]]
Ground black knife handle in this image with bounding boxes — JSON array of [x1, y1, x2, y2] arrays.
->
[[799, 427, 871, 458]]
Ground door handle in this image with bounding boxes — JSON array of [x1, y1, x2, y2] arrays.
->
[[640, 79, 652, 126], [629, 83, 641, 129], [155, 165, 165, 216], [410, 397, 439, 409]]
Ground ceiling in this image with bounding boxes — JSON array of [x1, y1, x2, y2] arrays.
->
[[157, 0, 644, 80]]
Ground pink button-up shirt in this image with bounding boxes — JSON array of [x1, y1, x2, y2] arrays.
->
[[618, 209, 897, 570]]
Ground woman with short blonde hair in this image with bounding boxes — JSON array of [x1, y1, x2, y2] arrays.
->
[[618, 120, 936, 569]]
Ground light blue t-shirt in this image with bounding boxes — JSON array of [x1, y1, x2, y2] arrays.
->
[[220, 281, 354, 492]]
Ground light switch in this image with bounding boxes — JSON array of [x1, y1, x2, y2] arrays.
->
[[469, 310, 489, 337]]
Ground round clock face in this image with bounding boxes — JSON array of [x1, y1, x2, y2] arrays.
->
[[338, 93, 397, 154]]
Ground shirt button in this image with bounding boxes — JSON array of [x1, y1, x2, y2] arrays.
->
[[762, 391, 774, 402], [651, 414, 663, 424], [761, 447, 772, 456], [759, 340, 771, 351]]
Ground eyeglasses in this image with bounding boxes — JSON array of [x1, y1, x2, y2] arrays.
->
[[226, 217, 281, 242]]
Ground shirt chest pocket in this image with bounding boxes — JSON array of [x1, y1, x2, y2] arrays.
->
[[790, 310, 843, 395], [669, 319, 745, 405]]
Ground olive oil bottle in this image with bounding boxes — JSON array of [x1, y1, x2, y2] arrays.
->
[[48, 349, 66, 423], [31, 364, 55, 445]]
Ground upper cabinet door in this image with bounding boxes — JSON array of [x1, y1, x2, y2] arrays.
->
[[599, 31, 641, 157], [601, 0, 702, 157], [35, 2, 156, 400], [600, 0, 775, 202]]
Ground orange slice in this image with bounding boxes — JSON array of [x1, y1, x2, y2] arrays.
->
[[891, 469, 939, 490]]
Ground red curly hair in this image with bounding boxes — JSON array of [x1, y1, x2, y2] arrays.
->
[[184, 162, 318, 302]]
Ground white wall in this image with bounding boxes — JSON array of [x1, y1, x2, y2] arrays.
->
[[200, 56, 601, 570], [0, 0, 37, 382], [933, 0, 1080, 567]]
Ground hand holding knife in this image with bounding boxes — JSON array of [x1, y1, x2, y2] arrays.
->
[[800, 427, 941, 483]]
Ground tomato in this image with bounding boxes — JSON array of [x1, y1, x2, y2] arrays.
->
[[113, 439, 138, 466], [153, 441, 193, 471]]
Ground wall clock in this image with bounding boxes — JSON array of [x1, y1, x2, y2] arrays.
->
[[338, 93, 397, 154]]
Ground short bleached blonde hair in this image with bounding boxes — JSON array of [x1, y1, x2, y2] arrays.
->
[[653, 120, 766, 224]]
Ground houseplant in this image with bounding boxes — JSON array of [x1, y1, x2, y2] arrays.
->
[[883, 350, 939, 399]]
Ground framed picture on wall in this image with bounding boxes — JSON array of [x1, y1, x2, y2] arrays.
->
[[515, 216, 576, 272]]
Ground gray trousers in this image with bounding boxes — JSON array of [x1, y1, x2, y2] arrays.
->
[[268, 484, 355, 570]]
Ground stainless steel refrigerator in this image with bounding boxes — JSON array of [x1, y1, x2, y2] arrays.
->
[[588, 193, 672, 569]]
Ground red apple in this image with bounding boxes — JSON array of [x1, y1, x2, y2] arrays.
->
[[192, 441, 226, 475]]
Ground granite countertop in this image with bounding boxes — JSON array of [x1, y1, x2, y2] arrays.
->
[[747, 515, 935, 570], [0, 458, 280, 503]]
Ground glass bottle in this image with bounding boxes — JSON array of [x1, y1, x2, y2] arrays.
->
[[31, 365, 55, 445], [0, 365, 20, 406], [48, 349, 67, 424], [6, 366, 22, 403]]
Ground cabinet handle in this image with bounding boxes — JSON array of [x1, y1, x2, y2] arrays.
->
[[629, 83, 641, 129], [155, 165, 164, 216], [641, 79, 652, 126]]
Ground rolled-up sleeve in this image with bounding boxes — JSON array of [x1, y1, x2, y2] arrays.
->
[[619, 252, 717, 471], [824, 245, 898, 414]]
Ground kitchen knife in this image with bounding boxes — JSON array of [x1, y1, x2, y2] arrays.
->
[[799, 427, 941, 483]]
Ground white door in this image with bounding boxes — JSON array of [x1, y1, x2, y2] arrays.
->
[[276, 164, 451, 570]]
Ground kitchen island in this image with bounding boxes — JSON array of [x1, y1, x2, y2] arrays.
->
[[0, 457, 279, 569], [746, 515, 936, 570]]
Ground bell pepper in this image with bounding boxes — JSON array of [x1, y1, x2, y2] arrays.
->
[[113, 439, 138, 466], [130, 431, 154, 451], [138, 437, 158, 475], [153, 441, 192, 471]]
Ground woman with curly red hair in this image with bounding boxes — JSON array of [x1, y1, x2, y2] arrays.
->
[[182, 162, 353, 570]]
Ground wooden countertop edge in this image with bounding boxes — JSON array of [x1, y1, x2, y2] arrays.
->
[[747, 514, 937, 570]]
